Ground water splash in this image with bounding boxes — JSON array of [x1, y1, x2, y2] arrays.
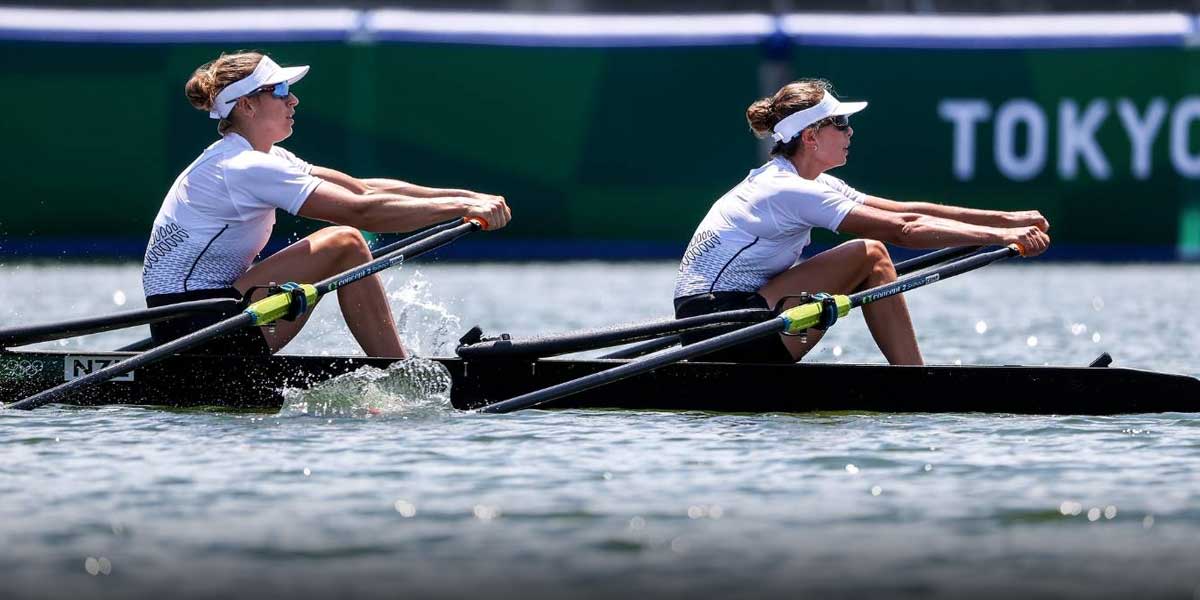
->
[[278, 358, 453, 418], [388, 269, 463, 356]]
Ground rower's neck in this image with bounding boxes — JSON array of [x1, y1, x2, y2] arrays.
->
[[227, 127, 273, 153], [789, 154, 827, 180]]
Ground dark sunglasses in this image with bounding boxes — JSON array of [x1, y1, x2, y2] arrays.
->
[[817, 115, 851, 131], [224, 81, 290, 105]]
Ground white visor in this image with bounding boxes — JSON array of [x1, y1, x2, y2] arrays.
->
[[771, 90, 868, 143], [209, 55, 309, 120]]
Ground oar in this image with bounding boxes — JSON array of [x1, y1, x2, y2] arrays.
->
[[7, 219, 483, 411], [457, 308, 773, 359], [0, 298, 240, 348], [894, 245, 982, 275], [479, 244, 1024, 414], [112, 219, 465, 353], [369, 218, 463, 258]]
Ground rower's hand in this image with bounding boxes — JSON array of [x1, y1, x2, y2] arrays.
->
[[1008, 210, 1049, 232], [1006, 226, 1050, 257], [464, 195, 511, 230]]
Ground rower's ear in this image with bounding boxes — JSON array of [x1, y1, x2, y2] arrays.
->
[[800, 127, 820, 150]]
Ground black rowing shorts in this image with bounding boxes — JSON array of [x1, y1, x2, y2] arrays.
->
[[673, 292, 794, 364], [146, 288, 272, 355]]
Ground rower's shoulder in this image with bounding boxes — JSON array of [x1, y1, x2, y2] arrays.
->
[[750, 164, 836, 197]]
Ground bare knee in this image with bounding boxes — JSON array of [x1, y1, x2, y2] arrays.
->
[[859, 239, 895, 283], [320, 226, 371, 265]]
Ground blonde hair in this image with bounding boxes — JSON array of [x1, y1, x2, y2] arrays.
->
[[184, 51, 265, 135], [745, 78, 833, 157]]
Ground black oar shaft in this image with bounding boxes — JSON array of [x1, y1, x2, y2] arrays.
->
[[7, 314, 254, 410], [598, 335, 681, 359], [8, 219, 482, 410], [894, 246, 983, 275], [114, 220, 466, 353], [479, 244, 1022, 414], [317, 221, 478, 294], [480, 318, 787, 414], [0, 298, 240, 348], [850, 246, 1018, 309], [368, 219, 463, 258], [457, 309, 772, 359]]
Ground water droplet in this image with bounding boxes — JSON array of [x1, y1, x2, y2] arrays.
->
[[1092, 297, 1104, 311], [602, 472, 613, 481], [954, 359, 962, 365], [473, 504, 500, 521], [708, 505, 724, 519], [112, 290, 126, 306], [924, 463, 933, 472], [870, 486, 882, 496], [1070, 323, 1087, 335], [1059, 501, 1082, 516], [1026, 336, 1038, 347], [98, 557, 112, 575], [629, 516, 646, 531], [85, 557, 99, 575], [394, 500, 416, 517], [302, 467, 311, 477], [1087, 508, 1101, 522], [832, 345, 843, 357], [687, 506, 704, 519], [1104, 505, 1117, 519], [845, 464, 859, 475], [1143, 515, 1155, 529], [975, 320, 988, 334], [1092, 332, 1102, 343], [670, 537, 688, 554]]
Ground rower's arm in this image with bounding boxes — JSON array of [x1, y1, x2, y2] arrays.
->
[[838, 204, 1050, 255], [311, 167, 498, 201], [298, 180, 510, 232], [862, 195, 1049, 232]]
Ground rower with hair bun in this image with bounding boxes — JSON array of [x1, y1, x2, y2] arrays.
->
[[674, 78, 1051, 365], [143, 51, 511, 358]]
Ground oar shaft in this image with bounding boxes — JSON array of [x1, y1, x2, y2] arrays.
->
[[850, 245, 1018, 309], [479, 244, 1024, 414], [479, 318, 786, 414], [110, 222, 466, 352], [457, 308, 773, 359], [0, 298, 240, 348], [9, 219, 484, 410], [894, 246, 983, 275], [318, 220, 479, 293], [369, 219, 463, 258], [7, 313, 254, 410]]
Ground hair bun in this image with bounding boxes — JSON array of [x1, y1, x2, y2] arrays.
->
[[745, 97, 777, 138]]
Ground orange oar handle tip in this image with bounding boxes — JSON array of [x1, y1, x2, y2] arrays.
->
[[1008, 242, 1027, 257], [465, 216, 490, 230]]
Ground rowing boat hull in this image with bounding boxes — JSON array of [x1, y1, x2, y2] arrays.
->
[[1, 350, 1198, 414]]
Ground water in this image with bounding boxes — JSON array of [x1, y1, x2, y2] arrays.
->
[[2, 261, 1200, 599]]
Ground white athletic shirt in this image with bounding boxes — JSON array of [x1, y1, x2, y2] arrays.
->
[[142, 133, 321, 296], [674, 156, 866, 298]]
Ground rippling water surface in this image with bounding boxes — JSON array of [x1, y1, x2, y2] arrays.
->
[[2, 261, 1200, 599]]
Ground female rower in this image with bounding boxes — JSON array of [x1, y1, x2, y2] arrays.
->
[[142, 51, 510, 357], [674, 79, 1049, 365]]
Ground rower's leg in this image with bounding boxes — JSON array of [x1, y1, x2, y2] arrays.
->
[[759, 239, 922, 365], [234, 227, 407, 358]]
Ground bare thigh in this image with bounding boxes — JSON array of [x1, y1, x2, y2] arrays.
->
[[758, 240, 880, 361], [233, 227, 368, 352]]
